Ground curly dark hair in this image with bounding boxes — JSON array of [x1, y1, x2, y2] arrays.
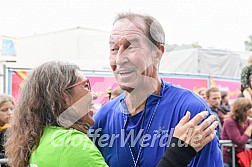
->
[[228, 97, 252, 125], [4, 61, 85, 167]]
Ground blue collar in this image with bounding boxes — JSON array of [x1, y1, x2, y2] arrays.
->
[[118, 79, 166, 115]]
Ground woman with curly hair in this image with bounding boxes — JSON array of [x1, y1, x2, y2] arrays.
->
[[5, 61, 107, 167], [221, 97, 252, 166]]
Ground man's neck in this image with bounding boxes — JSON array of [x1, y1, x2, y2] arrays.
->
[[125, 78, 162, 116]]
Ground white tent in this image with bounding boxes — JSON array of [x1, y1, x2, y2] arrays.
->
[[15, 27, 111, 70], [159, 48, 252, 78]]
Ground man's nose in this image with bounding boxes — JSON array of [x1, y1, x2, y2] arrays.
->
[[116, 47, 128, 65]]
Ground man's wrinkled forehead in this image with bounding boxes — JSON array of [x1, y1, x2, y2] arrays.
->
[[109, 19, 148, 45]]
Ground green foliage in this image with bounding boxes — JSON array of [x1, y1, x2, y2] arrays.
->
[[245, 35, 252, 51], [165, 42, 202, 52]]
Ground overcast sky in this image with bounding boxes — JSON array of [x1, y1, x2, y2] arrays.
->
[[0, 0, 252, 51]]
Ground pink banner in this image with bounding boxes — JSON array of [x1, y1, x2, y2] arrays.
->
[[87, 76, 118, 106], [161, 77, 208, 93], [88, 76, 209, 106], [10, 71, 241, 109], [211, 78, 241, 99]]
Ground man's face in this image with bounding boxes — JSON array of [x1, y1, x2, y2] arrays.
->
[[207, 91, 221, 108], [109, 18, 158, 91]]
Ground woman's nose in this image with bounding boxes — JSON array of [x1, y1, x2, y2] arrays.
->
[[7, 108, 12, 115], [91, 91, 98, 100]]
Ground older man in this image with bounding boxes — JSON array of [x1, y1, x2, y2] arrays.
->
[[91, 12, 223, 167]]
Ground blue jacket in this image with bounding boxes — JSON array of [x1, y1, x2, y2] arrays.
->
[[91, 81, 224, 167]]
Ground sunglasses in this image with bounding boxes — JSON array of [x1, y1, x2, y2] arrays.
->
[[66, 79, 91, 91]]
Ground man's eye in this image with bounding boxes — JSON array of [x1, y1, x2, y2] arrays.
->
[[111, 48, 118, 52]]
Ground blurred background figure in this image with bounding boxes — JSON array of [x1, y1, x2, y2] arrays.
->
[[220, 91, 230, 113], [221, 98, 252, 167], [242, 74, 252, 100], [109, 87, 124, 100], [198, 87, 207, 101], [241, 54, 252, 99], [0, 94, 14, 158], [206, 87, 226, 138]]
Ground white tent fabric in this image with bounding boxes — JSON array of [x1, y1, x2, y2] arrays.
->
[[159, 49, 198, 74], [198, 49, 241, 77], [16, 27, 110, 70], [159, 48, 251, 78]]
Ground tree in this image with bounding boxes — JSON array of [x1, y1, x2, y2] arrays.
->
[[245, 35, 252, 51], [164, 42, 202, 52]]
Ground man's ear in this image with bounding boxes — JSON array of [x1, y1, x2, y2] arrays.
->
[[157, 44, 165, 53], [154, 44, 164, 63]]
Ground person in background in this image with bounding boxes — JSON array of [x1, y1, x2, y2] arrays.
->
[[220, 91, 230, 113], [91, 12, 223, 167], [221, 98, 252, 167], [198, 87, 207, 101], [109, 87, 124, 100], [206, 87, 227, 138], [241, 54, 252, 99], [4, 61, 218, 167], [0, 94, 14, 158], [242, 74, 252, 100], [0, 94, 13, 131]]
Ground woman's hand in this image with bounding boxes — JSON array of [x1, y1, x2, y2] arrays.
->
[[244, 122, 252, 137], [173, 111, 218, 152]]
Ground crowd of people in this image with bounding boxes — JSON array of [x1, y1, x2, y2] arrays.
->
[[196, 84, 252, 166], [0, 12, 251, 167]]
